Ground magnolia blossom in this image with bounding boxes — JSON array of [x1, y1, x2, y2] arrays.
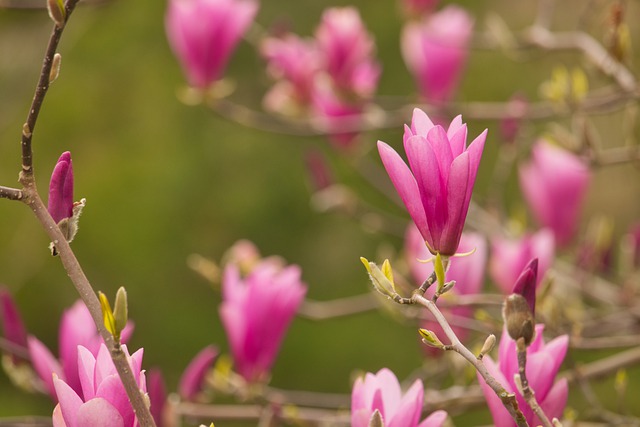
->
[[0, 288, 28, 359], [220, 254, 306, 382], [401, 6, 473, 103], [351, 368, 448, 427], [28, 300, 133, 399], [378, 108, 486, 256], [315, 7, 381, 98], [479, 325, 569, 427], [52, 344, 146, 427], [519, 140, 590, 246], [48, 152, 74, 224], [165, 0, 258, 88], [147, 369, 167, 427], [311, 84, 364, 148], [178, 345, 218, 400], [261, 34, 320, 111], [406, 226, 486, 351], [489, 228, 555, 294], [400, 0, 438, 17]]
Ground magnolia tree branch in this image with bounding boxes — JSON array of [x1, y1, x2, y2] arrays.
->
[[410, 294, 529, 427], [515, 338, 553, 427], [0, 3, 156, 426]]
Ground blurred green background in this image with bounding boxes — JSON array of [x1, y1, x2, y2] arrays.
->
[[1, 0, 640, 424]]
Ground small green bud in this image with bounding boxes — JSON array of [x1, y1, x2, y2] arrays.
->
[[478, 334, 496, 359], [49, 53, 62, 84], [418, 328, 444, 349], [113, 287, 128, 336], [47, 0, 66, 28], [98, 291, 118, 341], [360, 257, 396, 298]]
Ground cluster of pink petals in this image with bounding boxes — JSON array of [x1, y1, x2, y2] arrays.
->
[[489, 228, 555, 294], [519, 140, 590, 247], [406, 226, 486, 351], [48, 152, 74, 224], [479, 325, 569, 427], [401, 5, 473, 103], [165, 0, 258, 88], [28, 300, 133, 399], [52, 344, 146, 427], [351, 368, 447, 427], [379, 108, 486, 256], [261, 7, 379, 148], [220, 256, 306, 383]]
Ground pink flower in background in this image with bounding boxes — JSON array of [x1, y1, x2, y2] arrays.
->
[[28, 300, 134, 399], [220, 254, 306, 382], [261, 34, 320, 110], [147, 369, 167, 427], [406, 226, 486, 351], [48, 152, 74, 224], [315, 7, 381, 98], [0, 287, 28, 363], [519, 140, 590, 246], [52, 344, 146, 427], [401, 5, 473, 103], [178, 345, 218, 400], [351, 368, 448, 427], [400, 0, 439, 17], [478, 325, 569, 427], [490, 228, 555, 294], [165, 0, 258, 88], [311, 84, 364, 149], [378, 108, 486, 256]]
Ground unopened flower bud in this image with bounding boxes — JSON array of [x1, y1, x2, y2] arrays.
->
[[49, 53, 62, 84], [361, 258, 397, 298], [98, 292, 119, 342], [113, 287, 128, 336], [511, 258, 538, 316], [368, 409, 384, 427], [47, 0, 66, 27], [478, 334, 496, 359], [503, 294, 534, 345], [418, 328, 444, 349]]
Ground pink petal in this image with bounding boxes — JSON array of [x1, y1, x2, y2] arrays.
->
[[28, 335, 64, 398], [388, 378, 423, 427], [53, 375, 83, 427], [178, 345, 218, 400], [77, 345, 97, 400], [441, 151, 470, 256], [76, 398, 124, 427], [419, 410, 448, 427]]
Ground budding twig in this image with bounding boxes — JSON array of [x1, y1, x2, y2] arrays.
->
[[516, 338, 553, 427]]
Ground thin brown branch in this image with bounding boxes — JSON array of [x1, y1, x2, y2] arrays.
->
[[0, 186, 23, 201], [298, 294, 378, 320], [516, 339, 553, 427]]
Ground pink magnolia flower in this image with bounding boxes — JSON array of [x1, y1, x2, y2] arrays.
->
[[315, 7, 381, 98], [165, 0, 258, 89], [48, 152, 74, 224], [147, 369, 167, 427], [406, 226, 486, 351], [220, 255, 306, 383], [478, 325, 569, 427], [351, 368, 448, 427], [378, 108, 486, 256], [261, 34, 320, 110], [178, 345, 218, 400], [401, 6, 473, 103], [28, 300, 134, 399], [519, 140, 590, 246], [311, 84, 364, 149], [52, 344, 146, 427], [489, 228, 555, 294], [0, 287, 28, 362]]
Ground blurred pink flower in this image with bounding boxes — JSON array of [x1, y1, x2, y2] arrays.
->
[[311, 84, 364, 149], [220, 255, 306, 382], [147, 368, 167, 427], [28, 300, 134, 399], [478, 325, 569, 427], [261, 34, 320, 110], [315, 7, 381, 98], [0, 287, 28, 363], [178, 345, 218, 400], [519, 140, 590, 246], [489, 228, 555, 294], [406, 225, 486, 351], [48, 152, 74, 224], [401, 5, 473, 103], [378, 108, 486, 256], [165, 0, 258, 88], [351, 368, 448, 427], [499, 94, 528, 144], [52, 344, 146, 427]]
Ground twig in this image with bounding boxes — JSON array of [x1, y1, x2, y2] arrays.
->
[[516, 338, 553, 427], [2, 2, 156, 425], [0, 186, 23, 201], [298, 294, 378, 320]]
